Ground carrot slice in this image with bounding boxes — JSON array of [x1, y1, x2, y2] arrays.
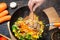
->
[[0, 10, 8, 18], [20, 22, 36, 33], [0, 15, 11, 23], [0, 2, 7, 13]]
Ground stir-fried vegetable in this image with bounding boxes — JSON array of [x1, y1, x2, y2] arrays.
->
[[12, 14, 44, 40]]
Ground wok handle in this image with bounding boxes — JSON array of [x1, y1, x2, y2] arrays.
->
[[53, 22, 60, 27], [46, 22, 60, 27]]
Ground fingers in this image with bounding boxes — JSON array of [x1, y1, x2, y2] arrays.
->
[[33, 3, 40, 11], [28, 0, 35, 12], [33, 1, 44, 11], [59, 27, 60, 29]]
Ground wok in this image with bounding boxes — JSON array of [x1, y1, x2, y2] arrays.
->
[[10, 6, 49, 40]]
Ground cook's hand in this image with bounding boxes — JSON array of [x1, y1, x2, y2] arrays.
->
[[28, 0, 45, 12]]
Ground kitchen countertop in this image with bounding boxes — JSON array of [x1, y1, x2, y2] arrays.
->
[[0, 0, 60, 38]]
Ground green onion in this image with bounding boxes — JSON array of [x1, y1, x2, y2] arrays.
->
[[19, 35, 24, 40], [12, 25, 17, 32], [25, 34, 32, 40]]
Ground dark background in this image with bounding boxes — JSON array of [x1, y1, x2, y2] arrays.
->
[[0, 0, 60, 38]]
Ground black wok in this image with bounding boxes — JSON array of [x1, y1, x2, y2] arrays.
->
[[10, 6, 49, 40]]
